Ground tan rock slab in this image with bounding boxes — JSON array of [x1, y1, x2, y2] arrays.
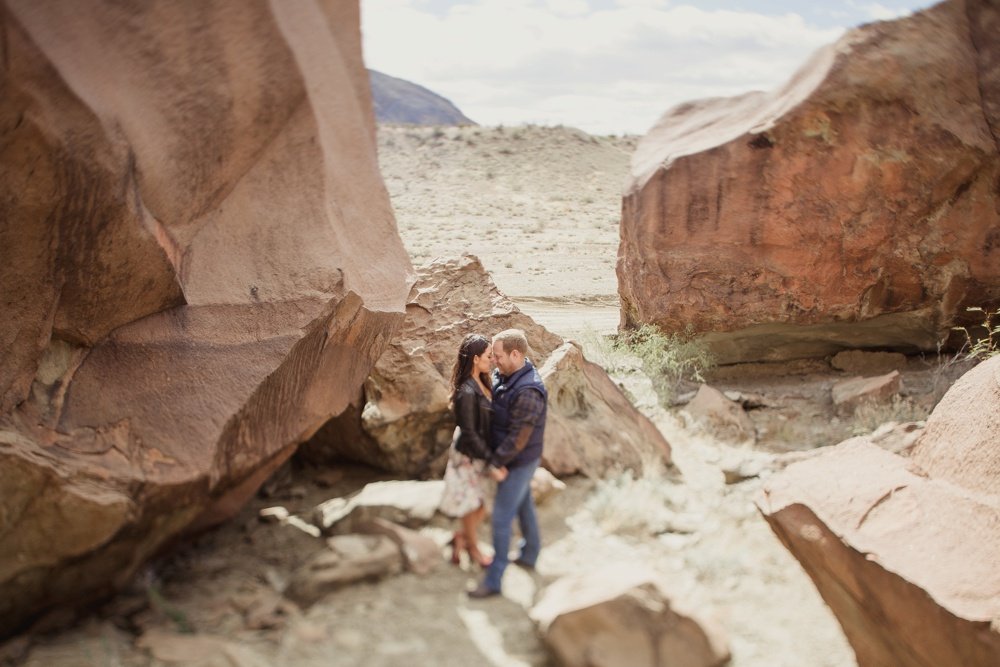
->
[[831, 370, 901, 413], [286, 535, 403, 607], [530, 564, 731, 667], [314, 480, 446, 534], [355, 517, 441, 576], [831, 350, 907, 375]]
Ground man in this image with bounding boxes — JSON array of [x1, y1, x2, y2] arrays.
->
[[469, 328, 548, 598]]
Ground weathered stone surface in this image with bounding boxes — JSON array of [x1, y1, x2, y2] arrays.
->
[[619, 0, 1000, 363], [0, 0, 411, 635], [541, 342, 673, 476], [831, 350, 907, 375], [831, 370, 902, 414], [355, 517, 441, 576], [758, 356, 1000, 666], [314, 481, 446, 534], [684, 384, 756, 445], [911, 355, 1000, 497], [304, 255, 670, 478], [530, 564, 731, 667], [285, 535, 403, 607]]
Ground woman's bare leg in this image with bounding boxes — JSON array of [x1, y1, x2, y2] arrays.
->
[[463, 504, 491, 566]]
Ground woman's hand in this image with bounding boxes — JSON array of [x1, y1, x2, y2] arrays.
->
[[489, 466, 508, 482]]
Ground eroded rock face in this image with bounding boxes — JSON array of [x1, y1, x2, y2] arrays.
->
[[540, 342, 672, 476], [619, 0, 1000, 363], [302, 255, 671, 478], [530, 564, 731, 667], [0, 0, 411, 635], [758, 356, 1000, 666]]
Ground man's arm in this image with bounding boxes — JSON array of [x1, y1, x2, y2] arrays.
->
[[489, 388, 545, 469]]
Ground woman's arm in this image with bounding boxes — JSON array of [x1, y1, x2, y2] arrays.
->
[[455, 388, 492, 460]]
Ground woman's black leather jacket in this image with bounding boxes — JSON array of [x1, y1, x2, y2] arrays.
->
[[454, 377, 492, 460]]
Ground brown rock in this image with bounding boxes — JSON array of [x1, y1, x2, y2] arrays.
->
[[831, 350, 907, 375], [619, 0, 1000, 363], [355, 517, 441, 576], [314, 480, 446, 534], [831, 370, 902, 414], [530, 564, 731, 667], [540, 342, 673, 476], [286, 535, 403, 607], [0, 0, 411, 635], [684, 384, 756, 444], [758, 356, 1000, 666], [303, 255, 670, 478]]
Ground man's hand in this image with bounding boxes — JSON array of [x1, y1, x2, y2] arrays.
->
[[489, 466, 508, 482]]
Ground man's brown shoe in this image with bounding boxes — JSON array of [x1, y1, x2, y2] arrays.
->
[[467, 583, 501, 599]]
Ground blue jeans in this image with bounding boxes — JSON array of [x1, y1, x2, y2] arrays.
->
[[484, 459, 540, 591]]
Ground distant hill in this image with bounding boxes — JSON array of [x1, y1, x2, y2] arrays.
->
[[369, 70, 476, 126]]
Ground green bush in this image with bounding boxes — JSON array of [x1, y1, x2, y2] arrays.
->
[[610, 324, 715, 406]]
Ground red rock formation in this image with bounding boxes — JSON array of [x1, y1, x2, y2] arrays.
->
[[619, 0, 1000, 363], [0, 0, 412, 635], [758, 356, 1000, 666]]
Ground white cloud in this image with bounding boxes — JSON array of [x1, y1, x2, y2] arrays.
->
[[361, 1, 905, 134]]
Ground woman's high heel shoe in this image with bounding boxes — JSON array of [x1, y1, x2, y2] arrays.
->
[[466, 544, 493, 568], [450, 531, 466, 565]]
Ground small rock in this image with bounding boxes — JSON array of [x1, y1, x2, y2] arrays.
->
[[313, 480, 446, 533], [286, 535, 403, 606], [831, 350, 907, 375], [831, 371, 901, 414], [530, 564, 731, 667], [285, 516, 321, 538], [355, 517, 440, 575], [258, 506, 289, 523], [685, 384, 756, 444]]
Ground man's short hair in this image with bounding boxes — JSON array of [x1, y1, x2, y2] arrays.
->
[[493, 328, 528, 355]]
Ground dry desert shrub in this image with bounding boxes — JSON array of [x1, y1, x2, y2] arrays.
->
[[952, 306, 1000, 360]]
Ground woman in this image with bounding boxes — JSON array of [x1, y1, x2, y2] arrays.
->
[[438, 333, 496, 567]]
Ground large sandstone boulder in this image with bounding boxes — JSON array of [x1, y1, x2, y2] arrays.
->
[[619, 0, 1000, 363], [540, 342, 672, 476], [758, 356, 1000, 666], [530, 564, 731, 667], [0, 0, 411, 636], [302, 255, 672, 477]]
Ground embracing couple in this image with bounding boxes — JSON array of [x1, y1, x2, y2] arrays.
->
[[438, 328, 548, 599]]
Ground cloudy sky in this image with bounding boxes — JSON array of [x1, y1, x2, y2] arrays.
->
[[361, 0, 938, 135]]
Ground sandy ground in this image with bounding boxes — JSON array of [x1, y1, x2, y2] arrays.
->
[[5, 124, 972, 667], [378, 124, 631, 337]]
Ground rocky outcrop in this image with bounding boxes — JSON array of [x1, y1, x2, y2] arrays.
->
[[758, 356, 1000, 666], [540, 342, 672, 476], [530, 564, 731, 667], [619, 0, 1000, 363], [302, 255, 672, 477], [0, 0, 411, 635]]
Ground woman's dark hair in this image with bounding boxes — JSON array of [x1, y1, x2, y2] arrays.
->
[[450, 333, 490, 403]]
